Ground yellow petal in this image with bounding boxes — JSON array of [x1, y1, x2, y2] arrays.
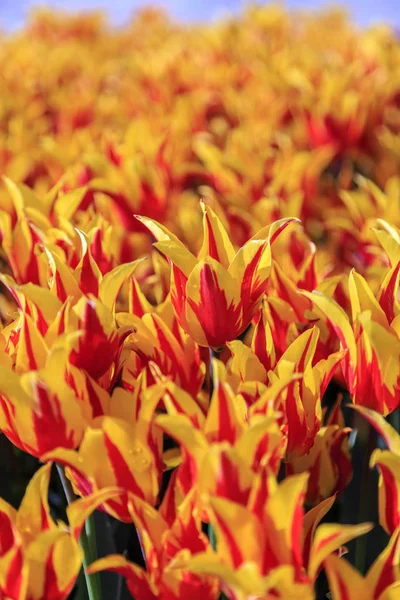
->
[[99, 259, 144, 312], [324, 554, 371, 600], [349, 270, 388, 328], [199, 202, 235, 268], [309, 522, 373, 581]]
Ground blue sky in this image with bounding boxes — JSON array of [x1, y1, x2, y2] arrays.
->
[[0, 1, 399, 30]]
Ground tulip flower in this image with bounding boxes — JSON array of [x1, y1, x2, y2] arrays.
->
[[0, 178, 46, 286], [118, 308, 205, 396], [0, 367, 87, 457], [0, 463, 120, 600], [1, 264, 139, 390], [66, 295, 134, 382], [287, 424, 352, 505], [137, 204, 298, 347], [44, 399, 163, 521], [88, 491, 220, 600], [155, 361, 285, 504], [303, 264, 400, 415], [324, 527, 400, 600], [1, 7, 400, 600], [176, 473, 372, 600], [351, 406, 400, 536], [228, 325, 345, 458]]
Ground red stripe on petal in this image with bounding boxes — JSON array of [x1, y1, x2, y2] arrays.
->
[[44, 546, 62, 599], [32, 382, 76, 455], [269, 219, 295, 246], [337, 574, 352, 600], [4, 548, 25, 599], [379, 464, 400, 534], [0, 512, 16, 554], [204, 213, 221, 263], [104, 434, 145, 499], [22, 317, 38, 371], [240, 243, 268, 318], [189, 263, 241, 347], [213, 512, 244, 568], [215, 452, 249, 505], [379, 263, 400, 323], [171, 264, 188, 324], [79, 250, 99, 296], [216, 385, 238, 445], [54, 270, 68, 303], [291, 491, 306, 579], [373, 529, 400, 598]]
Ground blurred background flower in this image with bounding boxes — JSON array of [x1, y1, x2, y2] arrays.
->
[[1, 0, 399, 30]]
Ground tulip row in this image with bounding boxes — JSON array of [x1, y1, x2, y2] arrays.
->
[[0, 5, 400, 600]]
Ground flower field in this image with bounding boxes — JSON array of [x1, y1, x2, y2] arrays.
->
[[0, 5, 400, 599]]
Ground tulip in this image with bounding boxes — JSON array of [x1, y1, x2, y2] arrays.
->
[[0, 367, 87, 457], [0, 463, 119, 600], [118, 308, 205, 396], [156, 361, 285, 503], [176, 473, 372, 600], [45, 404, 163, 521], [287, 424, 352, 505], [137, 204, 298, 347], [303, 265, 400, 415], [88, 491, 220, 600], [229, 325, 345, 458], [324, 527, 400, 600], [351, 406, 400, 536]]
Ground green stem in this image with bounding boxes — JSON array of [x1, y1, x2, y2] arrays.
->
[[208, 348, 223, 555], [56, 464, 102, 600], [208, 522, 217, 551], [80, 522, 102, 600], [354, 425, 377, 574], [84, 515, 103, 600]]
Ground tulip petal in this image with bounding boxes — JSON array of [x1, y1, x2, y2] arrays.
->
[[366, 526, 400, 599], [302, 290, 357, 388], [88, 554, 157, 600], [66, 486, 123, 540], [16, 464, 55, 543], [370, 450, 400, 535], [186, 259, 241, 347], [199, 202, 235, 269], [209, 496, 264, 568], [348, 270, 388, 328], [25, 529, 82, 600], [324, 554, 371, 600], [16, 313, 48, 372], [302, 495, 336, 570], [378, 263, 400, 324], [99, 259, 143, 312], [308, 522, 373, 581], [349, 405, 400, 455]]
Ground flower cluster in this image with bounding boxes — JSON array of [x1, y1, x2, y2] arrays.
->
[[0, 5, 400, 600]]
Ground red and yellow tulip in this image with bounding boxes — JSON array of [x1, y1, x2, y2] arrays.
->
[[0, 463, 119, 600], [138, 204, 297, 348], [88, 491, 219, 600], [0, 6, 399, 600]]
